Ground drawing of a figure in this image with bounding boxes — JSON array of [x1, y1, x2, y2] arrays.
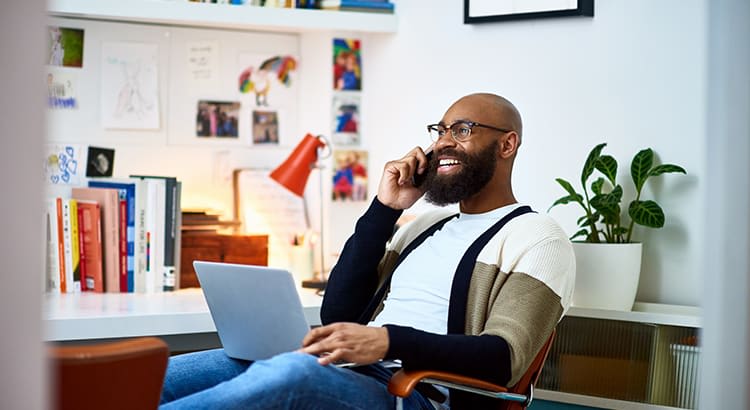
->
[[114, 60, 153, 119], [49, 27, 65, 66], [238, 55, 297, 106]]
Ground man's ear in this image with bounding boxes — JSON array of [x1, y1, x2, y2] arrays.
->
[[499, 131, 520, 159]]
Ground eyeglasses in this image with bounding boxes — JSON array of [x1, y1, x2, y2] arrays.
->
[[426, 120, 513, 142]]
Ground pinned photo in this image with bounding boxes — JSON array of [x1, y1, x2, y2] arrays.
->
[[252, 110, 279, 144], [332, 93, 360, 146], [196, 100, 240, 138], [86, 146, 115, 178], [333, 38, 361, 91], [48, 26, 84, 68], [332, 150, 368, 202]]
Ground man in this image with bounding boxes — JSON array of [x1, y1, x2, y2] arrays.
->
[[160, 93, 575, 410]]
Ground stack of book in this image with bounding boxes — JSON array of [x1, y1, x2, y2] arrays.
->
[[319, 0, 394, 13], [45, 176, 182, 294], [181, 209, 241, 235]]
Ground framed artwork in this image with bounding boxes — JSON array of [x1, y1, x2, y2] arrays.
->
[[464, 0, 594, 24]]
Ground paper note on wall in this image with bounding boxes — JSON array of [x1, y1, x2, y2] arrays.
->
[[237, 169, 308, 270]]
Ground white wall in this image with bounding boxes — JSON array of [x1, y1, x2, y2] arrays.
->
[[359, 0, 706, 306], [1, 1, 47, 409], [47, 1, 707, 306]]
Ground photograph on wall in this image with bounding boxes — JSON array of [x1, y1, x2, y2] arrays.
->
[[331, 93, 361, 146], [44, 144, 83, 185], [85, 146, 115, 178], [47, 71, 78, 110], [333, 38, 361, 91], [237, 53, 298, 107], [332, 150, 368, 202], [196, 100, 240, 138], [252, 110, 279, 144], [47, 26, 84, 68], [100, 41, 160, 130]]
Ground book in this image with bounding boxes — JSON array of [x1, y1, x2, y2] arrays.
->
[[61, 199, 81, 293], [319, 0, 394, 12], [77, 200, 104, 292], [68, 199, 82, 292], [72, 187, 121, 293], [46, 198, 65, 293], [89, 179, 142, 292], [130, 175, 180, 291], [76, 202, 88, 291]]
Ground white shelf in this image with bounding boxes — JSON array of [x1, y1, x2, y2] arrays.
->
[[47, 0, 398, 33], [567, 302, 702, 328], [536, 390, 685, 410], [44, 288, 322, 341]]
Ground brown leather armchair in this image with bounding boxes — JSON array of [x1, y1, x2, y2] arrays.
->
[[49, 336, 169, 410], [388, 330, 555, 410]]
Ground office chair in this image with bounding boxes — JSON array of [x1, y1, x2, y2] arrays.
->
[[49, 336, 169, 410], [388, 330, 556, 410]]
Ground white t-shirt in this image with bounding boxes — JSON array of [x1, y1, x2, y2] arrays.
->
[[369, 203, 524, 334]]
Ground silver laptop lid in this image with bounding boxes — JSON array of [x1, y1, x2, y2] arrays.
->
[[193, 261, 310, 361]]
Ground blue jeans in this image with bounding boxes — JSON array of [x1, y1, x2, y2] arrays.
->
[[160, 349, 435, 410]]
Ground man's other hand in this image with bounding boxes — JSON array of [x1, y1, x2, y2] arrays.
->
[[300, 323, 389, 366]]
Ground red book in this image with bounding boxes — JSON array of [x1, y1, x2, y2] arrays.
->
[[76, 203, 88, 291], [117, 198, 128, 292], [72, 187, 120, 292], [77, 200, 104, 292]]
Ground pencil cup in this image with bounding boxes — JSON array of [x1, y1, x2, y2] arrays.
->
[[289, 245, 314, 284]]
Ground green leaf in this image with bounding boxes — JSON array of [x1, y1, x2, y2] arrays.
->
[[555, 178, 579, 198], [582, 143, 607, 187], [590, 185, 623, 225], [571, 229, 589, 241], [631, 148, 654, 192], [613, 227, 629, 236], [595, 155, 618, 185], [629, 200, 665, 228], [577, 213, 600, 227], [649, 164, 687, 177], [591, 177, 604, 195], [548, 194, 583, 211]]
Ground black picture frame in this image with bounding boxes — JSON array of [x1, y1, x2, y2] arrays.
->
[[464, 0, 594, 24]]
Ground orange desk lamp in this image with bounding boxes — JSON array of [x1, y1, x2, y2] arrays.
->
[[270, 133, 330, 288]]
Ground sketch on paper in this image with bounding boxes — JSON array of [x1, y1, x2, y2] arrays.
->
[[44, 144, 83, 185], [101, 42, 160, 129], [186, 40, 219, 89], [238, 54, 297, 107]]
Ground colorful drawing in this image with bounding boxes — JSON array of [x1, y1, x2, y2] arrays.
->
[[333, 38, 361, 91], [45, 144, 82, 185], [238, 55, 297, 106], [47, 72, 78, 109], [332, 93, 360, 145]]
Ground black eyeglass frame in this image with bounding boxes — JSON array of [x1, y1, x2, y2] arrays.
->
[[426, 120, 513, 142]]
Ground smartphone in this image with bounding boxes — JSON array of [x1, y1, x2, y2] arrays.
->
[[412, 147, 433, 187]]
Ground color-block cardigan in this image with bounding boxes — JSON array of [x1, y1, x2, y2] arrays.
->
[[321, 198, 575, 409]]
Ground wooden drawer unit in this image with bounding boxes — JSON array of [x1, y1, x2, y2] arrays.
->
[[179, 234, 268, 288]]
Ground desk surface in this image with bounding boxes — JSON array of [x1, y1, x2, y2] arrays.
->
[[44, 288, 323, 342]]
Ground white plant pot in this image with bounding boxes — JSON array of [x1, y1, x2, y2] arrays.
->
[[571, 242, 643, 311]]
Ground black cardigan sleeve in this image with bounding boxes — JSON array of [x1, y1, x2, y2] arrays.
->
[[320, 197, 402, 324]]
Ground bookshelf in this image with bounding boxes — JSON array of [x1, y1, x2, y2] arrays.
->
[[47, 0, 398, 34]]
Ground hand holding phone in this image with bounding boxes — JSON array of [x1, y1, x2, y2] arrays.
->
[[412, 147, 433, 187]]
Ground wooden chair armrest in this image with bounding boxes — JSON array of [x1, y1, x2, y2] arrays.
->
[[388, 369, 509, 398]]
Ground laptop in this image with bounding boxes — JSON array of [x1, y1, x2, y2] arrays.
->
[[193, 261, 311, 361]]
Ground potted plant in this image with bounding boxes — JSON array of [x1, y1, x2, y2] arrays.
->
[[549, 143, 686, 310]]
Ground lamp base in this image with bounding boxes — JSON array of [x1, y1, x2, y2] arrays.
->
[[301, 279, 327, 290]]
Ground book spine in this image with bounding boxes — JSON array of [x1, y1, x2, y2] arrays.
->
[[118, 198, 128, 292], [61, 199, 73, 293], [69, 199, 81, 292], [46, 199, 62, 293], [162, 179, 177, 291], [76, 203, 88, 291]]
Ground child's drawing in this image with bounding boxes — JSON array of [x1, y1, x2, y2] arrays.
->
[[101, 42, 160, 129], [44, 144, 82, 185], [238, 55, 297, 107]]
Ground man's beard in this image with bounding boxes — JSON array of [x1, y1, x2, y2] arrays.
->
[[422, 140, 498, 206]]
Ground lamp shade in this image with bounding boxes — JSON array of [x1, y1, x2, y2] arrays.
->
[[270, 133, 326, 197]]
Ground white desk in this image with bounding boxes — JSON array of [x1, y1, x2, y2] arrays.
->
[[44, 288, 323, 352]]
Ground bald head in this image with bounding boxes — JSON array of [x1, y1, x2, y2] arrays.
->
[[450, 93, 523, 142]]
